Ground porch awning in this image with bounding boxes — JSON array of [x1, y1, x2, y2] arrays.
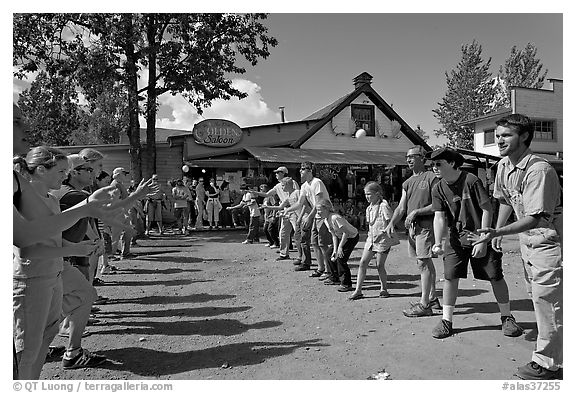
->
[[245, 147, 407, 166]]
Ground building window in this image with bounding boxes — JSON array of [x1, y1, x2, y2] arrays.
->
[[351, 104, 375, 137], [484, 128, 495, 145], [533, 120, 555, 141]]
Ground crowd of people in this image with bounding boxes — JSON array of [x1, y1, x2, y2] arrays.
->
[[13, 103, 562, 381]]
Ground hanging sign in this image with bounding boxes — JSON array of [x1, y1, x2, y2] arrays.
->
[[192, 119, 243, 147]]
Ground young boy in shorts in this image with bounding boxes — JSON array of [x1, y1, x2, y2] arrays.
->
[[427, 147, 523, 339]]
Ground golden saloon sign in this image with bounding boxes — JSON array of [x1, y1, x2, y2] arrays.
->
[[192, 119, 243, 147]]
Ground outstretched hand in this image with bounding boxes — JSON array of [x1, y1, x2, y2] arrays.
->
[[467, 228, 497, 246], [133, 178, 160, 199]]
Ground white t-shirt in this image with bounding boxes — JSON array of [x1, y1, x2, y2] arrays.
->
[[272, 179, 300, 203], [242, 192, 260, 217], [302, 177, 330, 218], [326, 213, 358, 239]]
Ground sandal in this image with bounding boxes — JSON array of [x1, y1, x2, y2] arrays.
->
[[379, 290, 390, 298], [309, 270, 324, 278], [348, 293, 364, 301]]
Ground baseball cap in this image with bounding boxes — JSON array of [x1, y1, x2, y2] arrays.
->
[[425, 147, 464, 167], [67, 154, 87, 170], [112, 167, 130, 177], [273, 166, 288, 174]]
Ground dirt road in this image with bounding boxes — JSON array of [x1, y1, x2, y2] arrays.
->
[[41, 229, 540, 380]]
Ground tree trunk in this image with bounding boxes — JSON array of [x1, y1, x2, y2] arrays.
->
[[123, 14, 142, 182], [145, 15, 158, 176]]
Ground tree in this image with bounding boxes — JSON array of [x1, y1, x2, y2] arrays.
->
[[432, 40, 498, 149], [494, 43, 549, 109], [13, 13, 278, 179], [414, 125, 429, 142], [17, 71, 88, 147]]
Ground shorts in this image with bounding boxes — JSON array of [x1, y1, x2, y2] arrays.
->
[[312, 217, 332, 247], [146, 200, 163, 222], [61, 261, 97, 315], [408, 218, 434, 259], [443, 240, 504, 281], [364, 236, 391, 254]]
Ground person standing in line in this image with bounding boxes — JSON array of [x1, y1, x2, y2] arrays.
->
[[185, 178, 197, 230], [385, 146, 441, 317], [426, 147, 523, 341], [469, 114, 562, 380], [194, 178, 206, 230], [227, 184, 261, 244], [219, 180, 233, 228], [316, 199, 358, 292], [349, 181, 399, 300], [205, 178, 222, 229], [14, 147, 102, 378], [251, 166, 301, 261], [145, 174, 164, 235], [172, 179, 192, 235], [286, 161, 332, 276], [110, 167, 135, 259], [261, 183, 280, 248]]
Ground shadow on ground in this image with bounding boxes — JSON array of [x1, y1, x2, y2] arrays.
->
[[95, 318, 283, 337], [99, 339, 325, 376]]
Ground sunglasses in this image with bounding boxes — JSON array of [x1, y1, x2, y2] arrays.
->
[[76, 167, 94, 172]]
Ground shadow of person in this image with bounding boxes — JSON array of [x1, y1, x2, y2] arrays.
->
[[99, 339, 326, 376]]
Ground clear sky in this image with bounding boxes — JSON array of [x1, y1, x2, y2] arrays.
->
[[10, 9, 564, 148]]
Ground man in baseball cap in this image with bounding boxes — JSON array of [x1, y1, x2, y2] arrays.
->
[[254, 166, 300, 261], [112, 167, 130, 178]]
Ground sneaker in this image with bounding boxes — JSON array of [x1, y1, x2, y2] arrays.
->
[[293, 259, 302, 266], [379, 290, 391, 298], [309, 270, 324, 278], [92, 277, 105, 286], [337, 285, 353, 292], [428, 297, 442, 310], [324, 279, 340, 285], [275, 254, 289, 261], [432, 319, 454, 339], [269, 245, 278, 249], [62, 348, 107, 369], [45, 346, 66, 362], [318, 272, 331, 281], [501, 315, 524, 337], [403, 303, 433, 317], [100, 266, 116, 275], [241, 240, 252, 244], [294, 264, 310, 271], [515, 361, 562, 380]]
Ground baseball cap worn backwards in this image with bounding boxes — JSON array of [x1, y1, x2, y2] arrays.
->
[[274, 166, 288, 174], [425, 147, 464, 167]]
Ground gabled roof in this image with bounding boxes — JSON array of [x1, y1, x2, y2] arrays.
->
[[291, 82, 431, 150]]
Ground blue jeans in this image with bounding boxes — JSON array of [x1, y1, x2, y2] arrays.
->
[[247, 215, 260, 242]]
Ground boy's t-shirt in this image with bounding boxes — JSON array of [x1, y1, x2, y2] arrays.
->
[[431, 171, 491, 242], [302, 177, 330, 219], [242, 192, 261, 217], [326, 213, 358, 239]]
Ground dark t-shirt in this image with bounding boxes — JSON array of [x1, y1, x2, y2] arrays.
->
[[52, 184, 91, 265], [431, 171, 491, 242], [403, 171, 438, 217]]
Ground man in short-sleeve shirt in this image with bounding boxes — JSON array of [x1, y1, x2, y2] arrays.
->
[[427, 147, 522, 341], [471, 114, 562, 380], [286, 162, 332, 275], [386, 146, 440, 317], [252, 166, 300, 260]]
